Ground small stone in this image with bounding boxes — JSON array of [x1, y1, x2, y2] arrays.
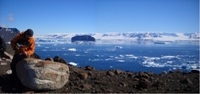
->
[[45, 57, 54, 61], [88, 71, 93, 76], [162, 71, 167, 74], [6, 70, 12, 74], [82, 84, 92, 90], [181, 78, 193, 85], [0, 62, 7, 65], [85, 66, 95, 71], [137, 78, 152, 89], [79, 72, 88, 80], [107, 71, 115, 76], [114, 69, 122, 74], [119, 82, 127, 87]]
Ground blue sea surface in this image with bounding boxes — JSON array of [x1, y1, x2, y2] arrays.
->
[[35, 41, 199, 73]]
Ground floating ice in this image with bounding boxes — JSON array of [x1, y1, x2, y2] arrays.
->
[[165, 61, 173, 64], [105, 58, 113, 61], [144, 57, 160, 61], [42, 49, 47, 51], [191, 65, 198, 69], [125, 54, 138, 59], [161, 55, 177, 59], [37, 44, 41, 47], [95, 55, 100, 57], [117, 60, 125, 62], [69, 62, 77, 66], [119, 55, 124, 57], [142, 60, 164, 67], [68, 48, 77, 51], [75, 54, 80, 56], [62, 48, 66, 50]]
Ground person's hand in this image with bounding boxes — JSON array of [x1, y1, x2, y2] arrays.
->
[[14, 46, 19, 50], [23, 51, 28, 58], [24, 51, 27, 55]]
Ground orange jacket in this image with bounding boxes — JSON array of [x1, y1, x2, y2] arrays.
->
[[11, 32, 35, 56]]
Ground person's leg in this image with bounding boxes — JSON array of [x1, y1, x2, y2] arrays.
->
[[10, 54, 20, 78], [10, 54, 27, 77], [10, 54, 28, 92], [0, 50, 4, 58]]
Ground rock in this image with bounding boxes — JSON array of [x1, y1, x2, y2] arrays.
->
[[119, 82, 127, 87], [137, 78, 152, 89], [88, 71, 93, 76], [161, 71, 168, 74], [114, 69, 122, 74], [191, 70, 200, 73], [135, 72, 149, 79], [30, 53, 41, 59], [16, 58, 70, 90], [78, 72, 88, 80], [181, 78, 193, 85], [53, 56, 67, 64], [45, 57, 54, 61], [169, 71, 174, 73], [3, 52, 13, 59], [107, 71, 115, 76], [175, 70, 182, 73], [0, 62, 7, 65], [85, 66, 95, 71], [81, 84, 92, 90], [6, 70, 12, 74]]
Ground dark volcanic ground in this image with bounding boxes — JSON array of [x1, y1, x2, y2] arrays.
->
[[0, 44, 199, 93]]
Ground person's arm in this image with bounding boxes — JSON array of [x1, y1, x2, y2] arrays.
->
[[11, 34, 21, 50], [26, 38, 35, 56]]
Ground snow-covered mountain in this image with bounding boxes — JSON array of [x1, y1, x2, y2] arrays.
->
[[34, 32, 199, 44]]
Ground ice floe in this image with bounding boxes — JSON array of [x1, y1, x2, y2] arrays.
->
[[125, 54, 138, 59], [117, 60, 125, 62], [68, 48, 77, 51], [161, 55, 178, 59], [142, 61, 164, 67]]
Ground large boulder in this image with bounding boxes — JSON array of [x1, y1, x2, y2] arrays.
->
[[16, 58, 70, 90]]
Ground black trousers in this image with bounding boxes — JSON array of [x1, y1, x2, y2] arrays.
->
[[0, 50, 4, 57], [10, 54, 27, 78]]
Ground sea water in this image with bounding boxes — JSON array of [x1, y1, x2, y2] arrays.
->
[[35, 41, 199, 73]]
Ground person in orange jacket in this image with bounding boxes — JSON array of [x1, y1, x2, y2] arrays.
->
[[10, 29, 35, 78]]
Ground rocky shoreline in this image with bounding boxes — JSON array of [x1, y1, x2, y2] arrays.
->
[[0, 56, 199, 93], [0, 44, 199, 93]]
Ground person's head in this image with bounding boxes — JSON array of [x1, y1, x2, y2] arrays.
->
[[24, 29, 33, 39]]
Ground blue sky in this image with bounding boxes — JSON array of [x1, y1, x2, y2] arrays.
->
[[0, 0, 199, 34]]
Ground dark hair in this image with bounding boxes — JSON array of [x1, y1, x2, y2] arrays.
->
[[24, 29, 33, 37]]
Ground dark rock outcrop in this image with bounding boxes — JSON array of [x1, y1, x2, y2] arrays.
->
[[71, 35, 95, 42], [30, 53, 41, 59], [53, 56, 67, 64], [0, 27, 20, 42]]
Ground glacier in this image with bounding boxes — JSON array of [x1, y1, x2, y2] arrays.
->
[[34, 32, 199, 44]]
